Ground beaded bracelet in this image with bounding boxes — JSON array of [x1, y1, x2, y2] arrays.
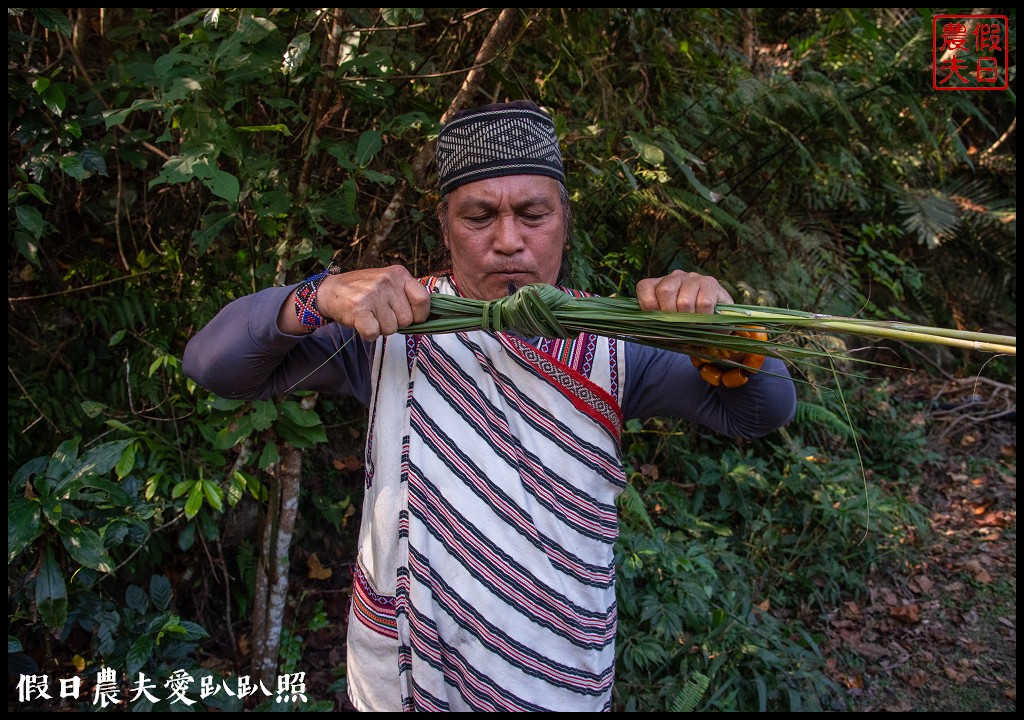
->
[[294, 265, 340, 330], [689, 328, 768, 388]]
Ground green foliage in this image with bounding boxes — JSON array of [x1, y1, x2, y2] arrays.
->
[[613, 367, 939, 710], [6, 6, 1015, 713]]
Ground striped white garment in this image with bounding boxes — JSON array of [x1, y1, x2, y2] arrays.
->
[[346, 276, 626, 712]]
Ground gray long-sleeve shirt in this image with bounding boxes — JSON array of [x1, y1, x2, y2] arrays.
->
[[182, 284, 796, 439]]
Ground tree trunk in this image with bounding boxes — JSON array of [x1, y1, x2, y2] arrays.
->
[[249, 441, 302, 686]]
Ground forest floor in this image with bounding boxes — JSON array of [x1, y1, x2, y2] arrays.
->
[[283, 375, 1016, 712], [814, 374, 1016, 712]]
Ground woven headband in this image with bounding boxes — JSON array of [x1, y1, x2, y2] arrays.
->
[[435, 100, 565, 196]]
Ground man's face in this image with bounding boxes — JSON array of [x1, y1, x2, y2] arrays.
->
[[440, 174, 565, 301]]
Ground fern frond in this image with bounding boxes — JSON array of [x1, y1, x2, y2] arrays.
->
[[670, 671, 711, 712], [793, 400, 857, 439]]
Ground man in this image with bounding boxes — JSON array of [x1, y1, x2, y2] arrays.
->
[[183, 100, 796, 711]]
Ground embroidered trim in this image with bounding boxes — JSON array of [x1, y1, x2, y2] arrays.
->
[[352, 563, 398, 640]]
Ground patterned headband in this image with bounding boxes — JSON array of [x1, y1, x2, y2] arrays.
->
[[435, 100, 565, 196]]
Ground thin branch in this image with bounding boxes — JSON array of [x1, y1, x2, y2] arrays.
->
[[8, 364, 61, 433], [8, 271, 157, 302], [979, 116, 1016, 162]]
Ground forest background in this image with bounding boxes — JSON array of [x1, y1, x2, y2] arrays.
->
[[7, 7, 1016, 712]]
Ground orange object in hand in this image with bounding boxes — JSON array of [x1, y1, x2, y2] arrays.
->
[[689, 327, 768, 388]]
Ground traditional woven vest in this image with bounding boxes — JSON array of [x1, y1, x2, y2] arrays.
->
[[346, 276, 626, 711]]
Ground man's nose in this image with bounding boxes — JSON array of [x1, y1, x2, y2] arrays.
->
[[492, 214, 525, 254]]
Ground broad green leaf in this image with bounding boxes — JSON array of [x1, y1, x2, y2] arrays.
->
[[282, 32, 311, 75], [626, 132, 665, 166], [25, 183, 49, 204], [184, 483, 203, 519], [207, 168, 240, 202], [15, 205, 46, 239], [275, 420, 328, 449], [12, 455, 47, 489], [36, 544, 68, 632], [80, 149, 108, 178], [103, 98, 163, 129], [60, 524, 115, 574], [191, 211, 236, 254], [59, 154, 85, 181], [177, 521, 196, 552], [57, 439, 133, 492], [202, 479, 224, 512], [33, 8, 73, 38], [80, 400, 107, 418], [280, 401, 322, 428], [46, 438, 82, 486], [115, 442, 137, 479], [39, 82, 66, 114], [211, 396, 247, 412], [126, 634, 154, 678], [8, 499, 42, 563], [150, 575, 172, 611], [355, 130, 382, 166], [14, 230, 41, 267], [258, 442, 280, 470], [62, 118, 83, 139], [226, 473, 244, 507], [251, 400, 278, 431], [125, 584, 149, 613], [213, 413, 256, 449], [381, 8, 423, 25], [178, 620, 210, 640], [326, 141, 356, 171]]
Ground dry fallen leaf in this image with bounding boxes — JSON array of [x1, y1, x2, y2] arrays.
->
[[944, 663, 973, 684], [903, 669, 928, 689], [850, 641, 889, 659], [969, 499, 993, 515], [960, 559, 993, 583], [640, 463, 659, 480], [889, 604, 921, 624], [907, 575, 934, 595], [307, 552, 333, 580], [333, 454, 363, 472]]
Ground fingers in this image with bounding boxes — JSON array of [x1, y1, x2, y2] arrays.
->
[[318, 265, 431, 341], [636, 269, 733, 313]]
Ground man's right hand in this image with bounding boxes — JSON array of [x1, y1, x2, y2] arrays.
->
[[278, 265, 432, 340]]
